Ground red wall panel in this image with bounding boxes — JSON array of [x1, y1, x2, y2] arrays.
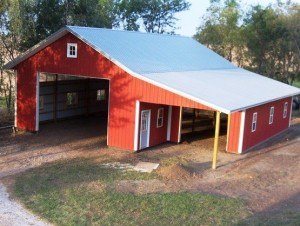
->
[[227, 111, 242, 153], [139, 102, 169, 147], [170, 106, 181, 143], [242, 98, 292, 151]]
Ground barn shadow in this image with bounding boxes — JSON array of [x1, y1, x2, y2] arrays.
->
[[236, 192, 300, 225]]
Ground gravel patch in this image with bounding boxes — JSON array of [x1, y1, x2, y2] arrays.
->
[[0, 182, 51, 226]]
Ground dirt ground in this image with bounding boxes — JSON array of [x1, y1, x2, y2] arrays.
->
[[0, 113, 299, 224]]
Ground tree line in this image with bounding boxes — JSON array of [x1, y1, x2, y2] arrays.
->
[[0, 0, 190, 111], [195, 0, 300, 85], [0, 0, 299, 112]]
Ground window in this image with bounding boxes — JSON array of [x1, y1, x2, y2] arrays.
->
[[67, 92, 78, 106], [39, 96, 44, 110], [157, 108, 164, 128], [283, 102, 288, 118], [67, 43, 77, 58], [96, 89, 106, 101], [269, 107, 274, 124], [252, 112, 257, 132]]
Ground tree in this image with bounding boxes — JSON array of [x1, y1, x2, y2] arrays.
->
[[0, 0, 21, 111], [194, 0, 245, 66], [115, 0, 190, 33], [243, 2, 300, 84]]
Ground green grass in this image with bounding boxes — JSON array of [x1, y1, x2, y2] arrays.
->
[[13, 158, 250, 226]]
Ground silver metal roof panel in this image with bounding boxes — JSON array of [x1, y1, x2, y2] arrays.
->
[[67, 26, 236, 74], [143, 69, 300, 113]]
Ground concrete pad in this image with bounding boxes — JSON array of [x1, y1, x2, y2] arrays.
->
[[133, 162, 159, 173]]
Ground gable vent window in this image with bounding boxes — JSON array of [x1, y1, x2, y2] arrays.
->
[[269, 107, 274, 124], [67, 43, 77, 58]]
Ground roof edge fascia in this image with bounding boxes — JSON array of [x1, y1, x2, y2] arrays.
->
[[3, 27, 69, 69]]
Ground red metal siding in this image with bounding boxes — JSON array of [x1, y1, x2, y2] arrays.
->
[[139, 103, 169, 147], [242, 98, 292, 151], [15, 33, 216, 150], [227, 111, 242, 153], [170, 106, 181, 143]]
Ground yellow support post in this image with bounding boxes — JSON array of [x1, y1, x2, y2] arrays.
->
[[212, 111, 221, 170]]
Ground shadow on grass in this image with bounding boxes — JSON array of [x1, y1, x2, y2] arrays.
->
[[237, 192, 300, 226]]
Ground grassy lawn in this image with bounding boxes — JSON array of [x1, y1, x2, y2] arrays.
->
[[13, 158, 250, 226]]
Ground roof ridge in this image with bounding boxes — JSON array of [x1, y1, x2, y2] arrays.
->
[[66, 25, 191, 39]]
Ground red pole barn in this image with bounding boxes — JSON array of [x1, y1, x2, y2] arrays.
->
[[4, 26, 300, 154]]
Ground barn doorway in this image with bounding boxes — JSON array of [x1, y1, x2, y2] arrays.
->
[[37, 73, 109, 144], [180, 108, 228, 143]]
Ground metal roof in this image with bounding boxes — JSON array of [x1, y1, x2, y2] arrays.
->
[[4, 26, 300, 113], [67, 26, 236, 74], [143, 69, 300, 113]]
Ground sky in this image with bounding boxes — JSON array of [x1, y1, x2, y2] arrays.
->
[[176, 0, 300, 37]]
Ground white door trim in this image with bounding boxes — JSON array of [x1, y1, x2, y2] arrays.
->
[[134, 100, 140, 151], [36, 72, 40, 131], [140, 109, 151, 149]]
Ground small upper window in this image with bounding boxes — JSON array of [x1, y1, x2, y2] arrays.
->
[[96, 89, 106, 101], [157, 108, 164, 128], [269, 107, 274, 124], [252, 112, 257, 132], [67, 92, 78, 106], [283, 102, 288, 118], [67, 43, 77, 58]]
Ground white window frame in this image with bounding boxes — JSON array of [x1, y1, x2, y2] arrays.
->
[[66, 92, 78, 106], [67, 43, 77, 58], [283, 102, 288, 118], [96, 89, 106, 101], [251, 112, 257, 132], [269, 107, 274, 124], [157, 108, 164, 128]]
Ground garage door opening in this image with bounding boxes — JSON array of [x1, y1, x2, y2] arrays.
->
[[180, 108, 228, 143], [37, 73, 109, 143]]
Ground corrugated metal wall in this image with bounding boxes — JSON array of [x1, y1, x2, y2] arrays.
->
[[242, 97, 292, 151]]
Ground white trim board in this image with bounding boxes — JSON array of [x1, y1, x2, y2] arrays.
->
[[238, 111, 246, 154], [134, 101, 140, 151]]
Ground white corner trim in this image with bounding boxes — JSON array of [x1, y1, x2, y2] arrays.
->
[[167, 106, 172, 141], [178, 107, 183, 143], [106, 80, 111, 146], [289, 97, 293, 128], [238, 110, 246, 154], [134, 100, 140, 151], [35, 72, 40, 131], [14, 70, 17, 128]]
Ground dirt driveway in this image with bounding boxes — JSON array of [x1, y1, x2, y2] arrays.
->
[[0, 115, 299, 224]]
